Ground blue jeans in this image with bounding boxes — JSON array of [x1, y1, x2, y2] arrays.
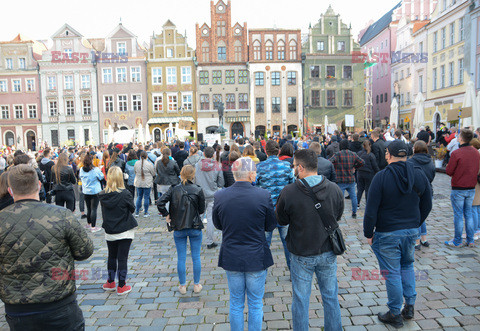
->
[[371, 229, 418, 315], [337, 183, 357, 214], [417, 222, 427, 240], [450, 189, 475, 244], [472, 205, 480, 232], [135, 187, 151, 214], [290, 252, 341, 331], [173, 229, 202, 285], [226, 269, 267, 331], [266, 225, 290, 270]]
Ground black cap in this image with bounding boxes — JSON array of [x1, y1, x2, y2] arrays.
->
[[387, 140, 408, 157]]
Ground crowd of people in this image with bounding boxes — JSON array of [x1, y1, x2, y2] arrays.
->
[[0, 124, 479, 330]]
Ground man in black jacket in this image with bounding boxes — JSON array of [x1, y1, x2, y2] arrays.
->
[[309, 142, 336, 182], [371, 130, 388, 170], [364, 140, 432, 328], [173, 141, 189, 169], [277, 149, 343, 331], [253, 141, 267, 161], [39, 148, 55, 203]]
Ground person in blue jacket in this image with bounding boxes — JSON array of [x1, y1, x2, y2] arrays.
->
[[79, 153, 105, 233]]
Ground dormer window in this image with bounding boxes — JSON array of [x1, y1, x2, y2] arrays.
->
[[64, 49, 72, 59], [117, 42, 127, 55]]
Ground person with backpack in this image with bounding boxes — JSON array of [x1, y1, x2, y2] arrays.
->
[[133, 151, 156, 218], [39, 148, 55, 203], [157, 165, 206, 294]]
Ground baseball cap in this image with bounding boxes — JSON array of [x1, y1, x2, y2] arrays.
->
[[387, 140, 408, 157]]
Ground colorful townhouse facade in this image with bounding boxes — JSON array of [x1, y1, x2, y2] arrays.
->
[[0, 34, 46, 150]]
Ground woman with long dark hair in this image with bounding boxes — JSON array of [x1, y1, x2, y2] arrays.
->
[[278, 143, 294, 167], [107, 149, 125, 173], [79, 153, 105, 232], [154, 148, 180, 203], [52, 153, 77, 211], [356, 140, 379, 206], [133, 151, 155, 217], [0, 172, 13, 211]]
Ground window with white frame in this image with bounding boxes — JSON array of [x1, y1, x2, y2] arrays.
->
[[287, 71, 296, 85], [459, 58, 464, 84], [49, 100, 58, 116], [0, 80, 7, 92], [104, 96, 114, 112], [288, 97, 297, 112], [48, 76, 56, 90], [272, 97, 281, 112], [337, 41, 346, 52], [253, 41, 261, 60], [450, 23, 455, 45], [181, 67, 191, 84], [64, 75, 73, 90], [167, 94, 178, 112], [19, 58, 26, 69], [6, 58, 13, 69], [132, 95, 142, 111], [81, 74, 90, 89], [66, 100, 75, 115], [118, 95, 128, 111], [131, 67, 141, 82], [226, 94, 235, 109], [419, 75, 423, 93], [289, 41, 297, 60], [433, 32, 438, 52], [26, 79, 35, 92], [182, 93, 193, 111], [167, 67, 176, 85], [440, 65, 445, 88], [433, 68, 437, 90], [265, 41, 273, 60], [82, 99, 91, 115], [271, 72, 280, 86], [317, 41, 325, 51], [102, 68, 112, 83], [12, 79, 21, 92], [116, 67, 127, 83], [64, 49, 72, 59], [1, 105, 9, 119], [200, 94, 209, 110], [459, 18, 464, 41], [238, 93, 248, 109], [441, 27, 446, 49], [449, 62, 454, 86], [14, 105, 23, 119], [166, 48, 174, 58], [117, 42, 127, 55], [153, 94, 163, 112], [152, 68, 162, 85]]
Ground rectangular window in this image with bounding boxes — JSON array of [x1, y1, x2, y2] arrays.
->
[[117, 42, 127, 55], [385, 93, 387, 103], [116, 67, 127, 83], [343, 66, 352, 79], [81, 74, 90, 89], [66, 100, 75, 115], [217, 47, 226, 61], [337, 41, 345, 52], [271, 72, 280, 86], [132, 95, 142, 111], [104, 96, 114, 112], [317, 41, 325, 51], [166, 48, 173, 58], [310, 66, 319, 78], [167, 94, 178, 112], [67, 129, 75, 141], [213, 94, 222, 108], [49, 100, 58, 116], [459, 58, 464, 84], [433, 68, 437, 90], [278, 46, 285, 60], [326, 66, 335, 78], [266, 45, 273, 60], [181, 67, 191, 84], [255, 72, 264, 86], [440, 65, 445, 88], [118, 95, 128, 111], [14, 105, 23, 119], [290, 44, 297, 60], [217, 21, 226, 37], [433, 32, 438, 52], [212, 70, 222, 84], [450, 23, 455, 45], [166, 67, 177, 85], [449, 62, 454, 86], [19, 58, 26, 69], [226, 93, 235, 109], [1, 105, 9, 119], [152, 68, 162, 85], [272, 97, 280, 113], [419, 42, 424, 55], [13, 79, 21, 92], [199, 70, 209, 85], [182, 93, 193, 111], [253, 44, 261, 60], [406, 92, 410, 104], [64, 49, 72, 59], [288, 97, 297, 112], [256, 98, 264, 113], [26, 79, 35, 92], [6, 58, 13, 69], [225, 70, 235, 84], [202, 45, 210, 62], [51, 130, 59, 146], [200, 94, 209, 110], [327, 90, 336, 107], [153, 95, 163, 112], [0, 80, 7, 92], [102, 68, 112, 83], [419, 75, 423, 93], [238, 93, 248, 109], [311, 90, 320, 106], [131, 67, 141, 82], [82, 99, 91, 115], [238, 70, 248, 84], [287, 71, 296, 85], [441, 27, 446, 49], [460, 18, 464, 41], [235, 45, 242, 62]]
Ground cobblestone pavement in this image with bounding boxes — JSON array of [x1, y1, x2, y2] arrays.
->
[[1, 173, 480, 330]]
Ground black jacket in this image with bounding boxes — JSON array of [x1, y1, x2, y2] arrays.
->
[[52, 166, 76, 191], [349, 141, 363, 153], [220, 151, 230, 164], [157, 181, 205, 231], [39, 158, 55, 183], [255, 149, 267, 162], [107, 157, 125, 173], [155, 159, 180, 185], [357, 150, 380, 176], [276, 176, 344, 256], [326, 142, 339, 159], [407, 153, 436, 184], [99, 189, 138, 234], [223, 163, 235, 188], [173, 150, 189, 169], [317, 156, 336, 182], [372, 139, 388, 170], [0, 194, 14, 211]]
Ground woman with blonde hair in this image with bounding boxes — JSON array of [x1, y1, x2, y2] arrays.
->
[[157, 165, 206, 295], [99, 166, 138, 295], [242, 145, 260, 164]]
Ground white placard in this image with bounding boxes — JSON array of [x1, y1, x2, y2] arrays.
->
[[345, 115, 355, 127], [204, 133, 221, 147], [113, 130, 135, 143]]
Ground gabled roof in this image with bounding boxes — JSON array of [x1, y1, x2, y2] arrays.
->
[[107, 23, 137, 39], [51, 23, 83, 39], [359, 2, 401, 46], [413, 21, 429, 34], [163, 20, 176, 28]]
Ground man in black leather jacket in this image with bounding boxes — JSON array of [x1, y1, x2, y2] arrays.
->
[[309, 142, 336, 182]]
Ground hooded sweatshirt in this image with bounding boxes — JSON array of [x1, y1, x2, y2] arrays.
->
[[363, 161, 432, 238], [407, 153, 436, 184], [195, 158, 224, 200], [99, 189, 138, 235], [125, 159, 138, 186]]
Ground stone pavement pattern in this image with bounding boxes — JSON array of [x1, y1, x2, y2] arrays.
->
[[0, 173, 480, 330]]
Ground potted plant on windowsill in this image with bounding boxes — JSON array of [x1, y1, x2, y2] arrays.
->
[[433, 145, 447, 168]]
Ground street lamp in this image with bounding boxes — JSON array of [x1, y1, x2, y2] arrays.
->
[[283, 119, 287, 135]]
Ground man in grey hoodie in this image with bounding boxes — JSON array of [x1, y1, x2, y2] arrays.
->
[[195, 147, 225, 248]]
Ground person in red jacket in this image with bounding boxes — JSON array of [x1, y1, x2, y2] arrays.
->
[[445, 127, 457, 144], [445, 129, 480, 247]]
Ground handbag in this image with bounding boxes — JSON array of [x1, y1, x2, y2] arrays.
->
[[300, 178, 346, 255]]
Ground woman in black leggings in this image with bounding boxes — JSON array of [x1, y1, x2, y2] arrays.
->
[[52, 153, 76, 211]]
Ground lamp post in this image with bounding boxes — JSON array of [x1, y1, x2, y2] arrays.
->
[[283, 119, 287, 136]]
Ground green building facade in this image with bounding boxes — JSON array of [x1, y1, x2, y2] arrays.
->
[[302, 5, 365, 133]]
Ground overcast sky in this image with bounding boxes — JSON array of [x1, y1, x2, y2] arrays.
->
[[1, 0, 400, 47]]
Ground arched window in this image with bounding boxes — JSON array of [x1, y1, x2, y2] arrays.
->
[[234, 40, 242, 62], [277, 40, 285, 60], [253, 40, 261, 61], [265, 40, 273, 60], [289, 40, 297, 60], [202, 41, 210, 62]]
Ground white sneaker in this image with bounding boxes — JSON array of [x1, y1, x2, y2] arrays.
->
[[474, 234, 479, 241], [134, 213, 139, 217], [202, 218, 207, 224], [84, 224, 91, 229], [90, 227, 102, 233], [144, 213, 150, 218]]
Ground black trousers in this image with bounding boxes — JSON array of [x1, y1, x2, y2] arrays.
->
[[84, 194, 99, 227], [357, 173, 374, 204], [107, 239, 133, 287], [126, 184, 135, 199], [6, 300, 84, 331], [55, 190, 75, 212]]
